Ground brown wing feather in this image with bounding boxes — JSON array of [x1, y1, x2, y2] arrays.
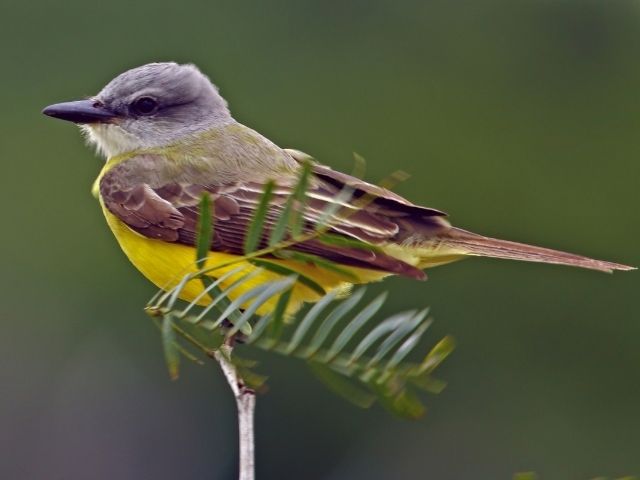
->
[[99, 157, 429, 279]]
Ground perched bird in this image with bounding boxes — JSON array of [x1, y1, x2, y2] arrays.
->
[[42, 62, 633, 314]]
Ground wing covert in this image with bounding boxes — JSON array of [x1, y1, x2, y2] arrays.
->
[[99, 155, 439, 279]]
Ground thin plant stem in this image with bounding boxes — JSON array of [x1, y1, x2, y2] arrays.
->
[[214, 343, 256, 480]]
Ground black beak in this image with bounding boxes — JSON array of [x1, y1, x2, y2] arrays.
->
[[42, 99, 117, 124]]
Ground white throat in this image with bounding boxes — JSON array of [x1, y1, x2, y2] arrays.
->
[[80, 123, 148, 159]]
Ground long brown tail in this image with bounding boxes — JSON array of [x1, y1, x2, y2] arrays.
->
[[441, 228, 635, 273]]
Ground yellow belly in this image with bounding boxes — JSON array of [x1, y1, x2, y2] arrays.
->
[[99, 187, 468, 318], [101, 205, 391, 315]]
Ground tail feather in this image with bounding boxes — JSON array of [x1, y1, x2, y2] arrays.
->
[[441, 228, 635, 273]]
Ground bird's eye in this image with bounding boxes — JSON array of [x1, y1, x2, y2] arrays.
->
[[131, 96, 158, 116]]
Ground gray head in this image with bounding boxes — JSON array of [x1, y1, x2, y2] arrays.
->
[[43, 62, 233, 157]]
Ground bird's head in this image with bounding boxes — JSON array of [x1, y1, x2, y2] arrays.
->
[[42, 62, 232, 158]]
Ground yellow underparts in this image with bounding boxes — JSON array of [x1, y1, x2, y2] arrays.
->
[[100, 202, 466, 317], [101, 205, 398, 316]]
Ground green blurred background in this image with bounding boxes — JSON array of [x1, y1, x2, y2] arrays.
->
[[1, 0, 638, 478]]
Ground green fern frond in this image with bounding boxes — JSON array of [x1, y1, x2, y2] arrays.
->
[[145, 155, 454, 417], [150, 273, 453, 417]]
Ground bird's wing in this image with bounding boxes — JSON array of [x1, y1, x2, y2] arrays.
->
[[99, 155, 451, 279]]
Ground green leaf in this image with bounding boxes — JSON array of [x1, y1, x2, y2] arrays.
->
[[175, 316, 225, 352], [247, 312, 274, 345], [309, 362, 376, 409], [288, 160, 312, 237], [151, 317, 204, 364], [161, 313, 180, 380], [366, 309, 429, 370], [313, 186, 355, 231], [275, 250, 360, 282], [193, 271, 261, 337], [317, 232, 381, 252], [409, 374, 447, 394], [306, 288, 366, 357], [378, 169, 411, 191], [227, 354, 259, 369], [351, 152, 367, 178], [181, 266, 246, 316], [236, 365, 269, 391], [269, 161, 312, 246], [418, 335, 455, 374], [194, 270, 260, 322], [213, 283, 275, 330], [195, 193, 213, 268], [250, 259, 326, 296], [227, 276, 296, 337], [377, 386, 426, 419], [266, 284, 294, 339], [284, 289, 341, 355], [324, 292, 388, 362], [225, 353, 268, 391], [268, 199, 293, 247], [385, 313, 432, 369], [349, 311, 416, 364], [166, 272, 195, 310], [244, 180, 275, 254]]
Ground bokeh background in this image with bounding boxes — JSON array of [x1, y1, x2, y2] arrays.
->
[[1, 1, 639, 478]]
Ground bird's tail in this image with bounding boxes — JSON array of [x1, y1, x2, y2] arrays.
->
[[416, 227, 634, 273]]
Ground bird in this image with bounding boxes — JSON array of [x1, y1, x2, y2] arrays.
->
[[42, 62, 633, 315]]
